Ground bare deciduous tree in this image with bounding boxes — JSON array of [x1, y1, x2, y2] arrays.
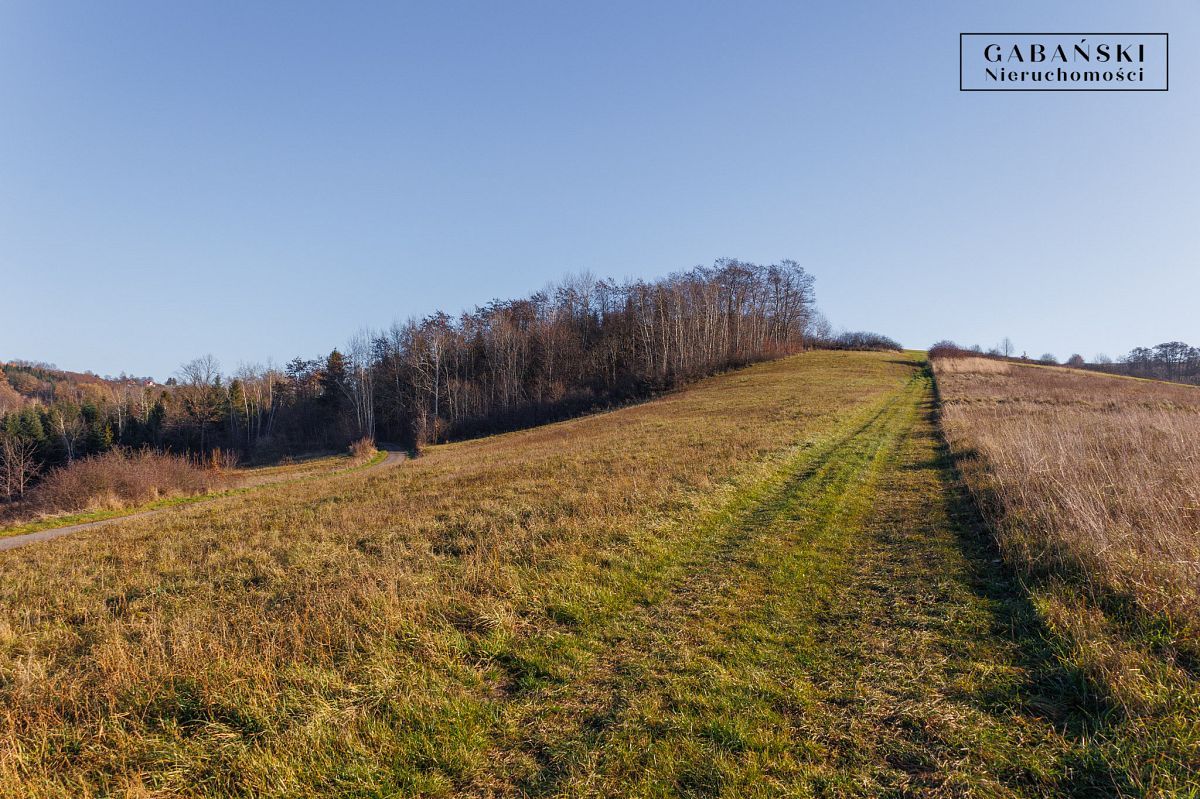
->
[[0, 437, 40, 500], [177, 355, 224, 452]]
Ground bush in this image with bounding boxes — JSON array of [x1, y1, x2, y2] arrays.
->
[[349, 437, 377, 461], [27, 449, 222, 515], [206, 447, 241, 471], [929, 340, 1012, 362], [821, 331, 902, 352], [928, 340, 970, 359]]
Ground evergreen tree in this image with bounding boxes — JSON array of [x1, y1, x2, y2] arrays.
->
[[320, 350, 348, 411], [147, 398, 167, 446]]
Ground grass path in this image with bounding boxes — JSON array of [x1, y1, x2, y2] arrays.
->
[[463, 366, 1111, 796], [2, 354, 1151, 796]]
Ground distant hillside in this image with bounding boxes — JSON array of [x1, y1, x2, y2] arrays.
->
[[1, 360, 153, 410], [3, 362, 109, 410], [929, 340, 1200, 387], [1, 261, 825, 473], [2, 260, 901, 488]]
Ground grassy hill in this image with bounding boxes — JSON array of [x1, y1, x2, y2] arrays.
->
[[935, 356, 1200, 795], [0, 351, 1195, 796]]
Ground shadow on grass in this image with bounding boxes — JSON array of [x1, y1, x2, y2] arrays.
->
[[922, 379, 1136, 795]]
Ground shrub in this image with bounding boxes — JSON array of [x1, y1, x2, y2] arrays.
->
[[349, 437, 377, 462], [27, 449, 223, 515], [928, 340, 970, 359], [206, 447, 241, 471], [821, 331, 902, 351]]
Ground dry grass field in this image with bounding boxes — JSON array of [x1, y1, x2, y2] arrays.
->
[[934, 356, 1200, 792], [2, 350, 1196, 796], [0, 351, 913, 796], [0, 451, 366, 538]]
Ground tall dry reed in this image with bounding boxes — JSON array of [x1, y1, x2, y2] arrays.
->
[[934, 360, 1200, 635]]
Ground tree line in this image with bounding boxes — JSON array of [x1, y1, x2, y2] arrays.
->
[[929, 338, 1200, 387], [3, 260, 855, 493], [1089, 341, 1200, 385]]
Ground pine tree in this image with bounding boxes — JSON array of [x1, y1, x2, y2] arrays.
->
[[320, 350, 348, 411], [147, 398, 167, 446]]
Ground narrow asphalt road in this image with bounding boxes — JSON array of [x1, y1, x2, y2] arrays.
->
[[0, 447, 406, 553]]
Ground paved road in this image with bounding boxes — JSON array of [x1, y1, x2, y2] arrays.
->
[[0, 447, 406, 553]]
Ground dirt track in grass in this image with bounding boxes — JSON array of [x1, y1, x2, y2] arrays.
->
[[0, 353, 1156, 796], [473, 365, 1105, 797]]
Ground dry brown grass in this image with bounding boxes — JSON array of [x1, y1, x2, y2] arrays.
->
[[934, 360, 1200, 632], [348, 437, 377, 462], [928, 355, 1012, 375], [0, 352, 914, 796], [934, 359, 1200, 786]]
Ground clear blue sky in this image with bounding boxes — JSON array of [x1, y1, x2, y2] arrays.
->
[[2, 1, 1196, 378]]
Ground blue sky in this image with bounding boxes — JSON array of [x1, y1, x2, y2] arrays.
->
[[2, 1, 1196, 378]]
